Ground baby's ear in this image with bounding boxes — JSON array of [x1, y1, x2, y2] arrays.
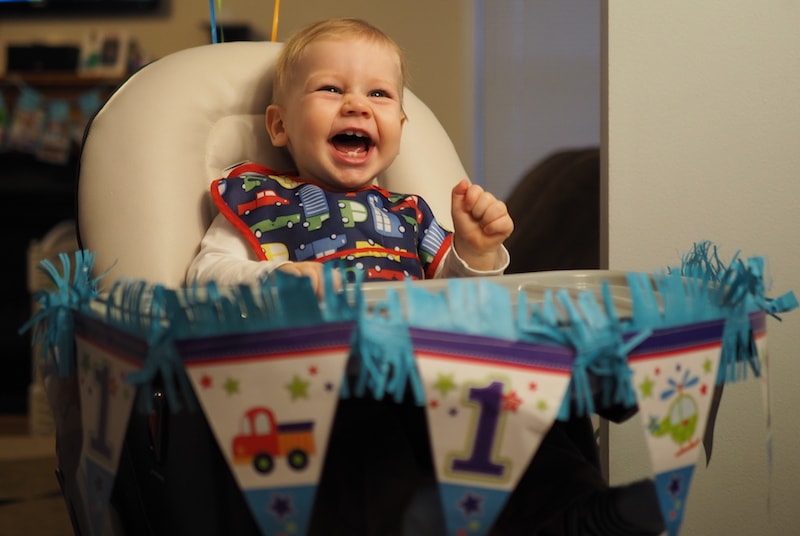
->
[[265, 105, 288, 147]]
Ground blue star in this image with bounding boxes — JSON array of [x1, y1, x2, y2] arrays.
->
[[458, 491, 483, 516]]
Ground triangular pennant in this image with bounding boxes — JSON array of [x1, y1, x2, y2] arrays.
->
[[653, 465, 695, 536], [179, 322, 353, 536], [628, 319, 724, 535], [74, 315, 145, 536], [751, 311, 773, 508], [412, 328, 573, 536]]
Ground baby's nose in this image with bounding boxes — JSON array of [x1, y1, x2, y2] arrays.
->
[[342, 94, 371, 116]]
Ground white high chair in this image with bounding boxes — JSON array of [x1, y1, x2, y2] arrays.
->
[[68, 41, 474, 536], [78, 41, 466, 288]]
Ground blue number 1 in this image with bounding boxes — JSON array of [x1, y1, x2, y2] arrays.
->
[[90, 364, 113, 460]]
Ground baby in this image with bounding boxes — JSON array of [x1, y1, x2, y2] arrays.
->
[[187, 18, 513, 295]]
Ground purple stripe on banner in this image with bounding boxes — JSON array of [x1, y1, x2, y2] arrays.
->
[[177, 321, 355, 362], [409, 328, 574, 371], [74, 313, 150, 364], [628, 318, 725, 356], [749, 310, 766, 334]]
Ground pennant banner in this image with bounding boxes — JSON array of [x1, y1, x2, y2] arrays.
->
[[178, 321, 354, 536], [628, 319, 725, 536], [74, 315, 146, 536], [19, 243, 798, 536], [412, 328, 573, 536]]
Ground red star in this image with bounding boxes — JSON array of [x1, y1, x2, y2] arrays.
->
[[109, 376, 118, 397], [528, 381, 538, 391], [429, 399, 439, 409], [701, 383, 708, 395], [200, 375, 213, 388], [309, 365, 318, 376], [502, 390, 523, 412]]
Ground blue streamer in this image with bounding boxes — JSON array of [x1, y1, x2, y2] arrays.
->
[[349, 289, 422, 405], [209, 0, 219, 44], [19, 250, 106, 376], [677, 241, 798, 384]]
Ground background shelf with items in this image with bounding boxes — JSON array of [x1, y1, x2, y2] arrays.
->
[[0, 73, 119, 416], [1, 73, 120, 165]]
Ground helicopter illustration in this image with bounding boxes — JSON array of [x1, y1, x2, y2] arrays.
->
[[648, 368, 702, 457]]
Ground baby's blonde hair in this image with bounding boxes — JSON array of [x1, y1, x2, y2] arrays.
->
[[272, 18, 408, 105]]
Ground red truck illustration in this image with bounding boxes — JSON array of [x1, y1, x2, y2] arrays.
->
[[232, 407, 315, 474]]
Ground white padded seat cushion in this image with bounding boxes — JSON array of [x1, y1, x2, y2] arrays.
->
[[79, 41, 467, 287]]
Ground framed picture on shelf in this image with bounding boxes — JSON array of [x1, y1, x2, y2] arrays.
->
[[79, 30, 129, 78]]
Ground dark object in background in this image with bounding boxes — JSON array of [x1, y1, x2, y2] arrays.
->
[[504, 148, 600, 273], [500, 147, 664, 535], [6, 45, 81, 72]]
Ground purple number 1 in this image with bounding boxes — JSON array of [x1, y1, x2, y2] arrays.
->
[[450, 380, 507, 478]]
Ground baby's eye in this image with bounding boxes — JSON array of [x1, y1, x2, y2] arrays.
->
[[318, 86, 342, 94], [369, 89, 390, 98]]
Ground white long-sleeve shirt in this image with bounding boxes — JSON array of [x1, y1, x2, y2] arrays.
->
[[187, 212, 509, 286]]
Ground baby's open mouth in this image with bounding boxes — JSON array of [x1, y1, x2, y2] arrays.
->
[[331, 130, 372, 156]]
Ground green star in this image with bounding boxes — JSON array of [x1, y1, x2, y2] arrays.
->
[[703, 357, 713, 374], [286, 375, 310, 400], [81, 352, 91, 371], [434, 373, 457, 397], [223, 377, 240, 395], [536, 399, 549, 411], [639, 376, 655, 398]]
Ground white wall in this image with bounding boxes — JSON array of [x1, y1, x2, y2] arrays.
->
[[480, 1, 600, 199], [605, 2, 800, 534]]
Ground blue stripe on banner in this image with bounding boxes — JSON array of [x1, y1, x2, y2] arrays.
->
[[409, 328, 574, 372], [176, 321, 355, 363]]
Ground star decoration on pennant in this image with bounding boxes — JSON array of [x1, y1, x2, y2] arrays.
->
[[81, 352, 91, 371], [458, 491, 483, 516], [639, 376, 655, 398], [269, 494, 294, 519], [200, 374, 213, 388], [502, 390, 523, 412], [434, 373, 457, 397], [286, 375, 310, 400], [109, 375, 119, 397], [223, 377, 240, 395]]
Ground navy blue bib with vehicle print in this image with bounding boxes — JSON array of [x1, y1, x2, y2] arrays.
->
[[211, 163, 452, 282]]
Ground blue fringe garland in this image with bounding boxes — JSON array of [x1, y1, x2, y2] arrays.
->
[[20, 242, 798, 419], [676, 240, 798, 384], [18, 249, 107, 376]]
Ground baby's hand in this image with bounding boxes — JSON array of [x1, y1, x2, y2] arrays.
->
[[276, 262, 340, 298], [450, 179, 514, 271]]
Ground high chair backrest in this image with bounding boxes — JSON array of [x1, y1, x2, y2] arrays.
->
[[77, 41, 468, 288]]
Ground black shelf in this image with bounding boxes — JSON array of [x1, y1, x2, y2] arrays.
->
[[0, 151, 77, 414]]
